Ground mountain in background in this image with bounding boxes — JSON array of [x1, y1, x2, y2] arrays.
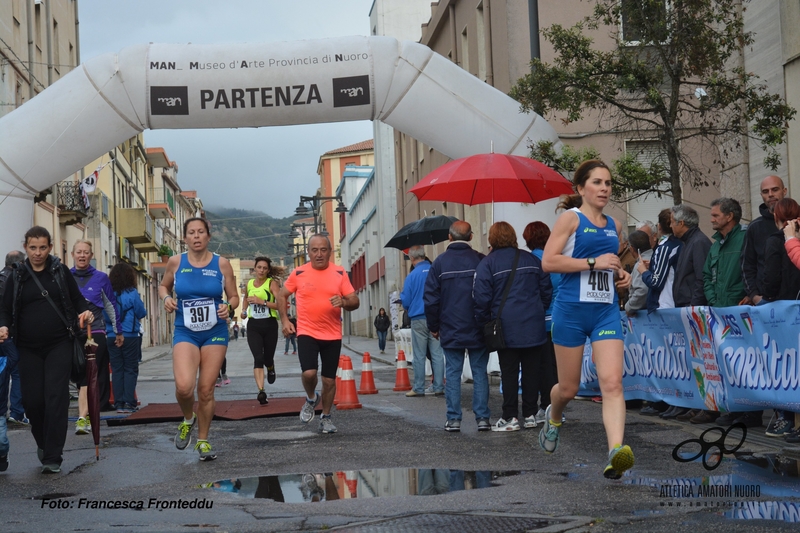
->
[[205, 207, 295, 260]]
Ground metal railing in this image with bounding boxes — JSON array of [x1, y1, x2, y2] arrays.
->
[[56, 182, 89, 214], [148, 187, 175, 213]]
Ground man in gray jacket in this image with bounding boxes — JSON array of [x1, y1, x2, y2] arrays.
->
[[670, 205, 712, 307]]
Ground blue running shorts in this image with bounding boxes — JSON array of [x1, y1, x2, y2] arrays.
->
[[551, 301, 623, 347], [173, 321, 230, 348]]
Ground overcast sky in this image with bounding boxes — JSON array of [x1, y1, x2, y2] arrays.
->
[[79, 0, 376, 217]]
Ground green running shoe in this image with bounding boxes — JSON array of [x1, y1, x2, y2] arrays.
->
[[175, 415, 196, 450], [603, 444, 635, 479], [195, 440, 217, 461]]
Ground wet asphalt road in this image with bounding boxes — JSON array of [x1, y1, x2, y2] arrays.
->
[[1, 334, 798, 532]]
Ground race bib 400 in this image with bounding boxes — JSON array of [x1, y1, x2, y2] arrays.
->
[[579, 269, 614, 304]]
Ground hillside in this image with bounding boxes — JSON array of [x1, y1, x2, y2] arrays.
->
[[205, 208, 295, 260]]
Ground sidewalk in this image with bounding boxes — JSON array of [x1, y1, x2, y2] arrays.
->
[[341, 333, 395, 365]]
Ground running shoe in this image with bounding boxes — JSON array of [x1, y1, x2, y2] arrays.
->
[[75, 417, 90, 435], [195, 440, 217, 461], [444, 419, 461, 432], [523, 415, 538, 429], [124, 404, 139, 413], [492, 417, 521, 432], [175, 415, 196, 450], [257, 389, 268, 405], [766, 417, 792, 437], [7, 416, 29, 425], [424, 385, 444, 397], [267, 366, 276, 384], [214, 377, 222, 388], [300, 392, 321, 423], [222, 374, 230, 385], [603, 444, 635, 479], [319, 415, 337, 434], [534, 408, 547, 425], [538, 405, 561, 454], [41, 464, 61, 474], [116, 404, 127, 414], [477, 418, 491, 432]]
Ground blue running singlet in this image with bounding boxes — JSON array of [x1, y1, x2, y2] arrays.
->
[[557, 208, 620, 305], [174, 253, 225, 331]]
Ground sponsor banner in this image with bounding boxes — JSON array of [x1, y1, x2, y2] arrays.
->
[[146, 37, 374, 128], [579, 301, 800, 412]]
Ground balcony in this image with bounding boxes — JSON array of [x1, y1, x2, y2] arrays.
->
[[117, 208, 159, 252], [148, 187, 175, 219], [56, 182, 89, 226]]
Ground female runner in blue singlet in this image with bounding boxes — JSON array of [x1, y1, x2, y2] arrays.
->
[[539, 160, 634, 480], [159, 218, 239, 461]]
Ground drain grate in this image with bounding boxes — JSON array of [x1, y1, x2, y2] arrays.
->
[[329, 512, 562, 532]]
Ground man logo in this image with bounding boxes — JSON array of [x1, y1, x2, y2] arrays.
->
[[151, 86, 189, 115], [332, 75, 370, 108]]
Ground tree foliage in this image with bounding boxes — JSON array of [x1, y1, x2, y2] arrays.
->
[[206, 208, 294, 260], [510, 0, 795, 204]]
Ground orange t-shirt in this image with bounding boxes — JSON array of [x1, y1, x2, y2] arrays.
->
[[283, 263, 356, 340]]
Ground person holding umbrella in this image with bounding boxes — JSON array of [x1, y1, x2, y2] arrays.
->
[[160, 217, 239, 461], [70, 240, 123, 435], [0, 226, 94, 474], [539, 160, 633, 480]]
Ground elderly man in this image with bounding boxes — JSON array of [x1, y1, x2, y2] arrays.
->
[[424, 221, 490, 432], [671, 205, 712, 308], [401, 245, 444, 397]]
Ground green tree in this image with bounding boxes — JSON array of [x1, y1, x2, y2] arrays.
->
[[510, 0, 795, 204]]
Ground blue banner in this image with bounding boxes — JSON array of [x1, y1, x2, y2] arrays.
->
[[579, 301, 800, 412]]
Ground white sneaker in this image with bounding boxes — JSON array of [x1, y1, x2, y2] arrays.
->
[[534, 408, 547, 424], [524, 415, 538, 428], [491, 417, 521, 432]]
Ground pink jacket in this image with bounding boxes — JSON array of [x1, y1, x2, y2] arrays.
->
[[785, 237, 800, 269]]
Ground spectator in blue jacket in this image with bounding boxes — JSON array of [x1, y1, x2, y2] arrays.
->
[[640, 208, 683, 314], [474, 222, 552, 432], [400, 245, 444, 397], [424, 221, 490, 433], [105, 263, 147, 413]]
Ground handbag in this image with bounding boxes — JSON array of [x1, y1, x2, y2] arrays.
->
[[483, 249, 520, 352], [24, 263, 86, 382]]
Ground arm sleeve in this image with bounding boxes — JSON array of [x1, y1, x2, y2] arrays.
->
[[641, 244, 669, 290], [625, 270, 648, 312], [400, 277, 411, 310], [702, 253, 715, 306], [472, 261, 492, 326], [134, 292, 147, 320], [786, 238, 800, 269], [741, 229, 759, 298], [762, 238, 783, 300], [536, 257, 552, 311], [423, 263, 441, 333], [101, 290, 120, 335], [0, 275, 13, 329]]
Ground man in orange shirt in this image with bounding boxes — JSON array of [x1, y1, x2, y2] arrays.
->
[[278, 235, 359, 434]]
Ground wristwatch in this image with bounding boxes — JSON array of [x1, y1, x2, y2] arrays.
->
[[587, 257, 596, 271]]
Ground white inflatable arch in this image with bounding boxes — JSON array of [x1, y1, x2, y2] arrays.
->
[[0, 36, 561, 252]]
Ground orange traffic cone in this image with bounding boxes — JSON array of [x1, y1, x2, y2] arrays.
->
[[335, 356, 362, 409], [393, 350, 412, 391], [357, 352, 379, 394], [345, 470, 358, 498], [333, 355, 344, 406], [336, 471, 346, 499]]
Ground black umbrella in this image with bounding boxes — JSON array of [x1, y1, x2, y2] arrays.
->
[[385, 215, 459, 250]]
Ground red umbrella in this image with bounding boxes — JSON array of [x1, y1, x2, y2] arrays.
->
[[84, 325, 100, 461], [409, 153, 573, 206]]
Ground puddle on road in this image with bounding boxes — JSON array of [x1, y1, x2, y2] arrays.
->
[[201, 469, 523, 502], [624, 452, 800, 524]]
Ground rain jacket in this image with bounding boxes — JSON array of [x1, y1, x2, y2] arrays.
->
[[762, 232, 800, 301], [400, 260, 431, 320], [423, 242, 485, 349], [105, 287, 147, 337], [473, 247, 552, 349], [71, 265, 121, 335], [741, 203, 774, 299], [642, 235, 682, 312], [703, 224, 746, 307], [672, 226, 712, 307]]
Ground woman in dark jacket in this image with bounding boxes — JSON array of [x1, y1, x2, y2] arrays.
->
[[0, 226, 93, 474], [474, 221, 552, 432], [374, 308, 391, 354]]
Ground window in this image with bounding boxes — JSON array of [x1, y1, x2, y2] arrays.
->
[[624, 140, 673, 227], [620, 0, 668, 45]]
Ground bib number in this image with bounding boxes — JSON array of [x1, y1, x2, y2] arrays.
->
[[250, 303, 270, 319], [182, 298, 218, 331], [579, 269, 613, 303]]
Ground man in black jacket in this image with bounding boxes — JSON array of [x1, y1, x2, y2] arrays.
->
[[424, 221, 490, 433], [671, 205, 712, 308], [722, 175, 788, 428]]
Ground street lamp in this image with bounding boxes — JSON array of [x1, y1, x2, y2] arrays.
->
[[295, 194, 348, 234]]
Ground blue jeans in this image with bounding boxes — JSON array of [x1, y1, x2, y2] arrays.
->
[[0, 339, 21, 418], [109, 336, 141, 407], [410, 319, 444, 393], [376, 330, 387, 351], [284, 335, 296, 353], [0, 415, 7, 458], [443, 347, 490, 421]]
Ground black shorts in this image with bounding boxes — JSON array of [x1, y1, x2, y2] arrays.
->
[[297, 335, 342, 379]]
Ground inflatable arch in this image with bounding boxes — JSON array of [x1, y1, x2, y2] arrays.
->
[[0, 36, 561, 252]]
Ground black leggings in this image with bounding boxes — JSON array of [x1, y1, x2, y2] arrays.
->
[[17, 339, 72, 466], [497, 345, 545, 420], [247, 318, 278, 368]]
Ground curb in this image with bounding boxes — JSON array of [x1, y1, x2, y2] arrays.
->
[[341, 343, 395, 367]]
